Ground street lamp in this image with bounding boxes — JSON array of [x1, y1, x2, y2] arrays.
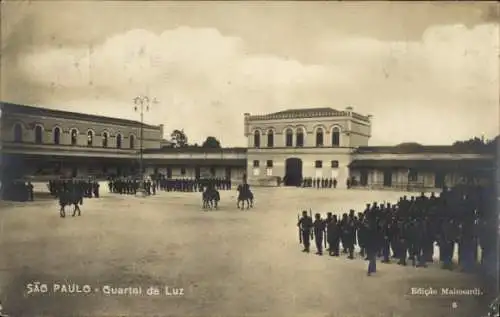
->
[[133, 95, 158, 195]]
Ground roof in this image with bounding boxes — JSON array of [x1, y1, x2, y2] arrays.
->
[[354, 145, 495, 154], [0, 102, 160, 129], [349, 159, 495, 170], [143, 147, 247, 154], [247, 107, 370, 122], [271, 107, 342, 116]]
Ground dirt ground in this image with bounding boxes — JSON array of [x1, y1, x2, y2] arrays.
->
[[0, 187, 491, 317]]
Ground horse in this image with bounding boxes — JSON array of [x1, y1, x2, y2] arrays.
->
[[58, 190, 83, 218], [202, 186, 220, 210], [237, 184, 254, 209]]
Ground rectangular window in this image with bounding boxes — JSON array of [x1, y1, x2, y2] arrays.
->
[[253, 160, 259, 168], [266, 160, 273, 168], [253, 168, 260, 176], [315, 160, 322, 168], [210, 167, 216, 176], [266, 168, 273, 176], [331, 160, 339, 168]]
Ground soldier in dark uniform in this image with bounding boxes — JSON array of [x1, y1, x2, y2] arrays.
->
[[313, 213, 325, 255], [327, 214, 341, 256], [365, 217, 378, 276], [297, 211, 313, 252], [93, 181, 100, 198], [333, 178, 338, 189], [27, 181, 34, 201]]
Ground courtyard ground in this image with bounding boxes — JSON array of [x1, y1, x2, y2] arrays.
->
[[0, 187, 491, 317]]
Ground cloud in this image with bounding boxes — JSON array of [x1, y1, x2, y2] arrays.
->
[[11, 23, 500, 146]]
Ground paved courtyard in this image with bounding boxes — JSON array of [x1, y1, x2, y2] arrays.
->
[[0, 187, 490, 317]]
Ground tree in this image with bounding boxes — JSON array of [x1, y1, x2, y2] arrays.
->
[[202, 136, 222, 148], [170, 129, 188, 148], [452, 136, 498, 153]]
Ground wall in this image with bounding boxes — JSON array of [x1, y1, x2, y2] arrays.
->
[[144, 166, 246, 181], [2, 112, 162, 150], [246, 116, 355, 148], [247, 147, 353, 187], [348, 167, 489, 192]]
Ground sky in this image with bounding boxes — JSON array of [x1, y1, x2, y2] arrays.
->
[[1, 1, 499, 146]]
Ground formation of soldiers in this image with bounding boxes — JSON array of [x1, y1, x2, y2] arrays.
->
[[1, 181, 34, 201], [48, 179, 100, 199], [301, 177, 338, 188], [298, 184, 495, 276], [107, 177, 232, 195], [108, 178, 148, 195]]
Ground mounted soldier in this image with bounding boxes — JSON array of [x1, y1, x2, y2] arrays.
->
[[236, 180, 253, 209], [202, 182, 220, 210]]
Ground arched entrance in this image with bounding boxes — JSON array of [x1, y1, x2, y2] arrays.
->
[[284, 158, 303, 186]]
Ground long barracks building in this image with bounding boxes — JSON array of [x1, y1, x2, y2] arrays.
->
[[0, 102, 495, 195]]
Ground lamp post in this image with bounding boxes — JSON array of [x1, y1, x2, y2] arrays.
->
[[133, 95, 157, 195]]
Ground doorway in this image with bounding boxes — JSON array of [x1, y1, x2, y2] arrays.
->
[[383, 170, 392, 187], [360, 170, 368, 186], [284, 158, 303, 186], [435, 171, 445, 188]]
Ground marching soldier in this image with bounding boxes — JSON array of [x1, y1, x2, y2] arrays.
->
[[327, 214, 341, 256], [313, 213, 326, 255], [297, 210, 313, 253]]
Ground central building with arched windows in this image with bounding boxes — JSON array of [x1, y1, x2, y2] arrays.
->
[[244, 106, 372, 187]]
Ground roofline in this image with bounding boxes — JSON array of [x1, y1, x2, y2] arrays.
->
[[245, 109, 370, 122], [143, 147, 248, 154], [1, 102, 161, 129]]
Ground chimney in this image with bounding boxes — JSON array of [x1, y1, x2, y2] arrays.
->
[[367, 114, 373, 121], [345, 106, 353, 112]]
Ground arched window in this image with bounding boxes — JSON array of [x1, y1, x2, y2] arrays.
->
[[285, 128, 293, 147], [87, 130, 94, 146], [267, 129, 274, 147], [129, 135, 135, 149], [332, 127, 340, 147], [53, 127, 61, 144], [253, 130, 261, 148], [315, 128, 324, 147], [70, 129, 78, 145], [102, 132, 108, 147], [34, 125, 43, 144], [116, 134, 122, 149], [296, 128, 304, 147], [13, 123, 22, 142]]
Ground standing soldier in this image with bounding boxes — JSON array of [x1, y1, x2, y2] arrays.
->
[[297, 211, 313, 253], [313, 213, 325, 255], [327, 214, 341, 256], [366, 217, 378, 276], [27, 181, 34, 201]]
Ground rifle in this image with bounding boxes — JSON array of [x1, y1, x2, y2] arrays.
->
[[309, 209, 314, 240], [298, 213, 302, 244]]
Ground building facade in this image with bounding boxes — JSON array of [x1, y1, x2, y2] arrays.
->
[[244, 107, 372, 187], [0, 102, 495, 194], [243, 108, 495, 189], [0, 102, 247, 188]]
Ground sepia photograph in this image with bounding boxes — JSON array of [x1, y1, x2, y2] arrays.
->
[[0, 1, 499, 317]]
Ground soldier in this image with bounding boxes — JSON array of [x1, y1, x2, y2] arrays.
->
[[27, 181, 34, 201], [333, 178, 337, 188], [297, 211, 313, 253], [313, 213, 325, 255], [365, 217, 378, 276], [327, 214, 341, 256]]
